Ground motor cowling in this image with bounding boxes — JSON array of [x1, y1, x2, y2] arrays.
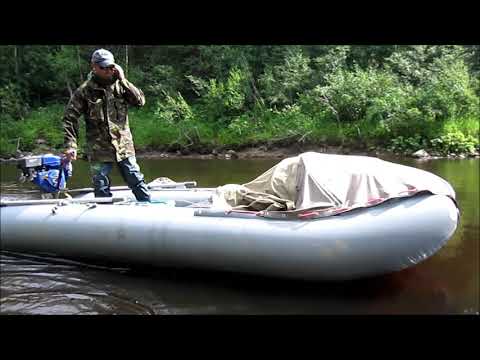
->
[[17, 154, 72, 193]]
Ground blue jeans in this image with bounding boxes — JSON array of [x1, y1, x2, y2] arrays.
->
[[90, 156, 151, 202]]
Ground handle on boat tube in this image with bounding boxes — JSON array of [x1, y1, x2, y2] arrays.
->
[[4, 182, 200, 195], [194, 208, 260, 219], [0, 197, 127, 207], [62, 181, 198, 194]]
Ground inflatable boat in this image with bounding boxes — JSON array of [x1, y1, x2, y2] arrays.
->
[[0, 153, 460, 281]]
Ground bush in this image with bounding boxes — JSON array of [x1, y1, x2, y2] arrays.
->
[[388, 135, 429, 154], [430, 119, 479, 155], [385, 45, 466, 86], [258, 47, 313, 108], [0, 104, 74, 157], [197, 67, 248, 126], [129, 115, 177, 150], [153, 92, 194, 123], [136, 64, 183, 99], [137, 93, 216, 150], [310, 46, 349, 86], [414, 60, 479, 122], [388, 129, 479, 156], [217, 103, 320, 148], [0, 83, 29, 120], [301, 66, 412, 124], [430, 131, 479, 155]]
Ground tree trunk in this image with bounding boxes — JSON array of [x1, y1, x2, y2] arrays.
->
[[250, 77, 264, 106], [125, 45, 129, 77], [76, 46, 83, 83], [13, 46, 19, 79], [66, 79, 73, 98]]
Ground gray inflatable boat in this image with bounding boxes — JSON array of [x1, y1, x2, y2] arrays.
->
[[0, 153, 460, 281]]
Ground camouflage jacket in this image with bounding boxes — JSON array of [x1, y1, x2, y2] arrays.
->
[[63, 74, 145, 162]]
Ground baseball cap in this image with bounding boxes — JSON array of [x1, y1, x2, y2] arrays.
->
[[91, 49, 115, 67]]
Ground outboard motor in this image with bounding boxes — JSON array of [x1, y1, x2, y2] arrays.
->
[[17, 154, 72, 194]]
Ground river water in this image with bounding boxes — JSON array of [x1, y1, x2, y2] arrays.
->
[[0, 156, 478, 314]]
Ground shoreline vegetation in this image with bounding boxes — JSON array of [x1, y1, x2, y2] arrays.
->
[[0, 104, 480, 162], [1, 45, 479, 162], [0, 103, 478, 163]]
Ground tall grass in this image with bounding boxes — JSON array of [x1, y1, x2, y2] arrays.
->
[[0, 104, 70, 157], [445, 116, 479, 138], [1, 103, 478, 158]]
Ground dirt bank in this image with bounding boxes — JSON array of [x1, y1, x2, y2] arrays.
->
[[1, 144, 478, 163], [136, 145, 387, 160]]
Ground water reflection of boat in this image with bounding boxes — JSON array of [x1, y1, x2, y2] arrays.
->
[[0, 153, 460, 281]]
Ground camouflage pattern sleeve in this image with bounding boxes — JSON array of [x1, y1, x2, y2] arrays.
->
[[63, 88, 86, 151], [119, 79, 146, 107]]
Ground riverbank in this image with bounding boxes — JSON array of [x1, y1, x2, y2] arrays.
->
[[128, 145, 480, 161], [1, 102, 478, 163], [2, 143, 479, 164], [138, 145, 395, 160]]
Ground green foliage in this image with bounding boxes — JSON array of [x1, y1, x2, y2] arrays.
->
[[0, 118, 19, 156], [45, 46, 86, 98], [306, 66, 409, 123], [388, 128, 479, 156], [414, 59, 479, 121], [217, 104, 319, 148], [431, 118, 480, 155], [430, 131, 479, 155], [129, 109, 177, 150], [450, 116, 480, 139], [0, 104, 78, 157], [346, 45, 398, 68], [133, 64, 183, 99], [310, 46, 350, 85], [153, 92, 194, 123], [1, 45, 479, 159], [258, 47, 313, 108], [135, 93, 216, 151], [224, 115, 254, 139], [388, 135, 429, 154], [0, 82, 29, 120], [197, 67, 248, 126], [385, 45, 466, 86]]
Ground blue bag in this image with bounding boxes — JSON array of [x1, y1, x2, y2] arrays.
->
[[30, 154, 72, 193]]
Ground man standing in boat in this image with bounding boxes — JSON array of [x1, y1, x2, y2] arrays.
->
[[62, 48, 151, 202]]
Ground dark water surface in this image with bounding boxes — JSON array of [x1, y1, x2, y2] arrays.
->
[[0, 156, 478, 314]]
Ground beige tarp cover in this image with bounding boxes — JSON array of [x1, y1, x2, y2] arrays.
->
[[216, 152, 455, 214]]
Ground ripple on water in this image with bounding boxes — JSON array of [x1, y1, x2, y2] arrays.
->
[[0, 253, 154, 315]]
